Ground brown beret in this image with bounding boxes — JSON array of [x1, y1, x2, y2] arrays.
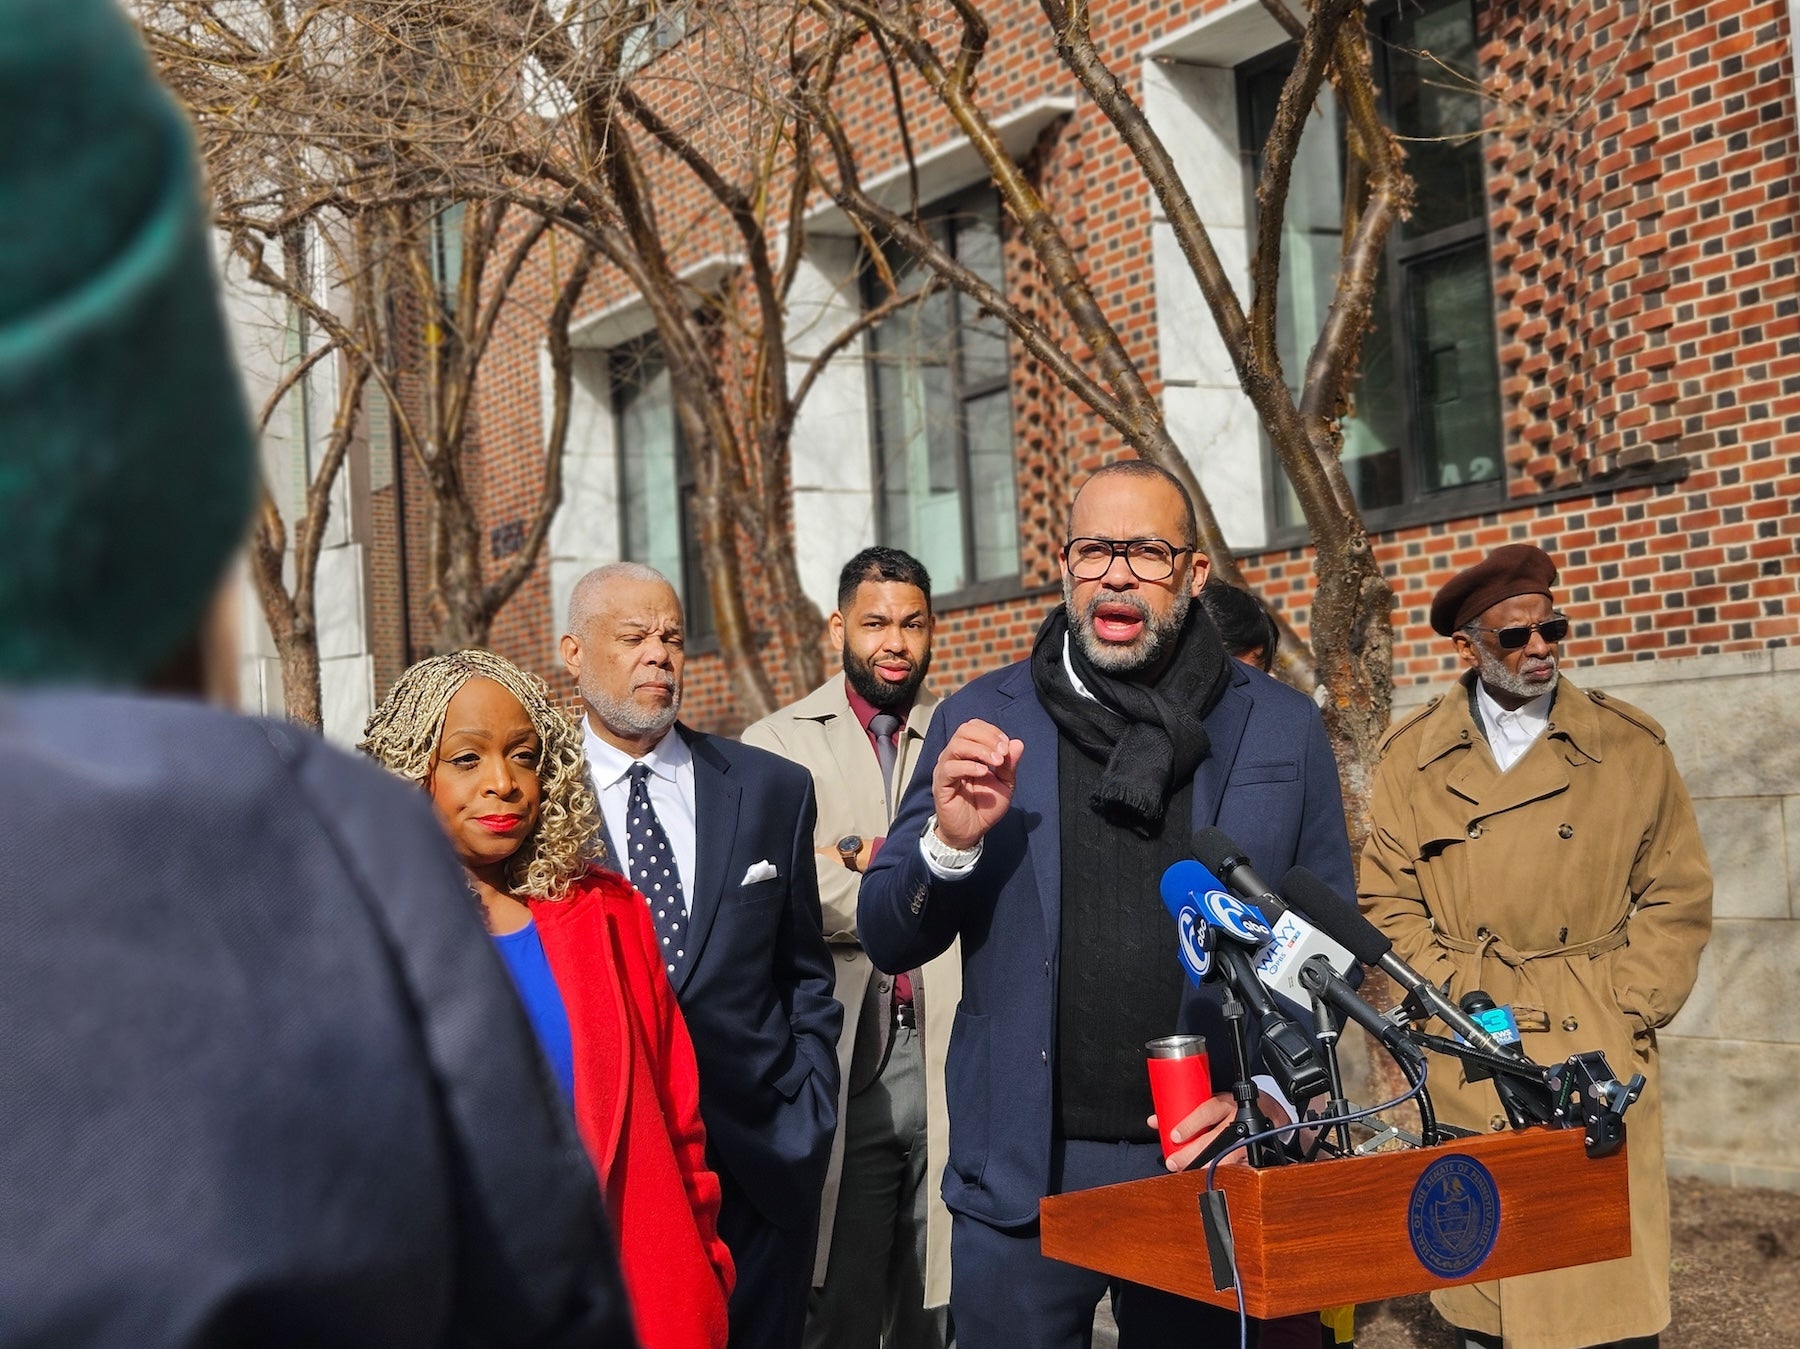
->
[[1430, 544, 1559, 636]]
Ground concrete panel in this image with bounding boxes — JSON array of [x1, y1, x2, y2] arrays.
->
[[1666, 943, 1718, 1040], [1705, 920, 1800, 1044], [551, 450, 621, 562], [789, 363, 875, 494], [314, 543, 367, 662], [1154, 221, 1249, 388], [1661, 1037, 1800, 1175], [793, 487, 878, 615], [320, 653, 374, 749], [550, 558, 603, 653], [1785, 795, 1800, 918], [1584, 658, 1800, 798], [1142, 60, 1245, 230], [551, 344, 621, 567], [1692, 796, 1791, 920], [1161, 383, 1265, 552]]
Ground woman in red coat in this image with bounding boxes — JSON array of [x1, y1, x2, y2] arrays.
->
[[363, 649, 733, 1349]]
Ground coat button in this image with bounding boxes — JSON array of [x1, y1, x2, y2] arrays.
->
[[878, 979, 891, 993], [1044, 960, 1050, 976], [1559, 824, 1574, 839], [1490, 1114, 1507, 1132], [1041, 1049, 1048, 1065], [1468, 824, 1483, 840], [1476, 926, 1490, 939], [1562, 1016, 1579, 1032]]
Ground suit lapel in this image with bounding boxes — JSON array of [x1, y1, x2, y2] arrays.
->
[[994, 664, 1063, 961], [1190, 670, 1252, 832], [679, 728, 739, 995], [814, 683, 889, 825]]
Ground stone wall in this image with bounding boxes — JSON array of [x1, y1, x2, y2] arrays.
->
[[1394, 647, 1800, 1191]]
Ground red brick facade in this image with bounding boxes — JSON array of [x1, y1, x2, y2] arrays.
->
[[380, 0, 1799, 732]]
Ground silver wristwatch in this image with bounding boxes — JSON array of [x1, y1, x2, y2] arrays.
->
[[921, 813, 982, 868]]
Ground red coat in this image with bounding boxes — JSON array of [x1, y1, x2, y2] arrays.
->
[[530, 870, 734, 1349]]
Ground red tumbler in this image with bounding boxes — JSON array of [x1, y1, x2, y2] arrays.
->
[[1146, 1035, 1213, 1160]]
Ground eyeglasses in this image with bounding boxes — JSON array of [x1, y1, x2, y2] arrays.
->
[[1064, 537, 1195, 582], [1463, 615, 1571, 649]]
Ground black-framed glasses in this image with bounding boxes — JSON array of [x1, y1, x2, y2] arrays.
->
[[1463, 615, 1570, 649], [1063, 537, 1195, 582]]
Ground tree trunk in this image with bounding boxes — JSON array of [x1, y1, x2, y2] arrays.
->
[[272, 626, 323, 732]]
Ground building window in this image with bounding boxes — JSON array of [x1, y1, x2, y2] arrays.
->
[[613, 332, 714, 641], [865, 184, 1019, 597], [1241, 0, 1500, 532]]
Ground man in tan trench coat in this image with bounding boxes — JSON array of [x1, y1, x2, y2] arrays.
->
[[1360, 543, 1712, 1349], [742, 547, 958, 1349]]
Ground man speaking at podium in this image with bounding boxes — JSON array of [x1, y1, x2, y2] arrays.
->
[[1360, 543, 1712, 1349], [859, 462, 1354, 1349]]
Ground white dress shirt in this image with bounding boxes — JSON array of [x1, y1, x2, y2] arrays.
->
[[1475, 682, 1554, 773], [582, 718, 698, 919]]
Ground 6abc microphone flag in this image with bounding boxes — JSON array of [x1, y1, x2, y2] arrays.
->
[[1155, 828, 1646, 1164]]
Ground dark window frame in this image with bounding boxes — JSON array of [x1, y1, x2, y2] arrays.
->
[[1237, 0, 1506, 548], [861, 181, 1022, 609], [610, 331, 717, 650]]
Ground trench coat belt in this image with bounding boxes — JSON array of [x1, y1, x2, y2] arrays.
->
[[1434, 918, 1630, 968]]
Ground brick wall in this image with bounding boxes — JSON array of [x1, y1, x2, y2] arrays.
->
[[373, 0, 1797, 728]]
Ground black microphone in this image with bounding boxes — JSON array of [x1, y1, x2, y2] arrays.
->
[[1191, 827, 1282, 912], [1278, 867, 1512, 1057], [1208, 942, 1332, 1103], [1189, 829, 1360, 1004], [1296, 956, 1421, 1068]]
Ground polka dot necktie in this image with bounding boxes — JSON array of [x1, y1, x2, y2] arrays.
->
[[626, 762, 687, 978]]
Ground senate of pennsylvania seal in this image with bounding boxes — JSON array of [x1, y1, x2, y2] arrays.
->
[[1407, 1153, 1501, 1280]]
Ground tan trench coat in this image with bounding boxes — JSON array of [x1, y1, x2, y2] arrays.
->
[[741, 675, 960, 1307], [1359, 672, 1712, 1349]]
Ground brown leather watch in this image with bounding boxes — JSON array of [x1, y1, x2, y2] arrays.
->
[[836, 834, 864, 872]]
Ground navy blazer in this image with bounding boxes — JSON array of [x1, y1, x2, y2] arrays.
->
[[0, 691, 631, 1348], [601, 727, 842, 1231], [858, 658, 1354, 1228]]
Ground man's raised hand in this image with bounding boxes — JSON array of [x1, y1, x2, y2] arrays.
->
[[930, 719, 1024, 850]]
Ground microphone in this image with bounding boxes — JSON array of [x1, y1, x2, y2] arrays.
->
[[1189, 829, 1360, 1004], [1278, 867, 1513, 1057], [1155, 864, 1219, 986], [1297, 956, 1421, 1068], [1159, 858, 1272, 948], [1160, 861, 1330, 1103]]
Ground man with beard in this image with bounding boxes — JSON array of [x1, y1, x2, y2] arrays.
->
[[561, 562, 842, 1349], [858, 462, 1355, 1348], [1360, 544, 1711, 1349], [742, 548, 958, 1349]]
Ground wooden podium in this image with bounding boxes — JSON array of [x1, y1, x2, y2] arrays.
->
[[1039, 1128, 1630, 1318]]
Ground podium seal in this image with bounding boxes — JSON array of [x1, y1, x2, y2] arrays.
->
[[1407, 1153, 1500, 1279]]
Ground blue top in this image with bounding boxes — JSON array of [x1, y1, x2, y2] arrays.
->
[[492, 920, 576, 1100]]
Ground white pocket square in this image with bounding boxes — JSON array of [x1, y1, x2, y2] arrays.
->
[[740, 860, 779, 885]]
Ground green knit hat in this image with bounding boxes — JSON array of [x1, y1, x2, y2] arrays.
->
[[0, 0, 255, 685]]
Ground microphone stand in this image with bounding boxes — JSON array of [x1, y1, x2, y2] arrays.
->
[[1196, 992, 1287, 1169], [1308, 992, 1353, 1158]]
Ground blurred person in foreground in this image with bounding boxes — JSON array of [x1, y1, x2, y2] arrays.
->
[[363, 649, 735, 1349], [0, 2, 632, 1344], [1360, 543, 1711, 1349]]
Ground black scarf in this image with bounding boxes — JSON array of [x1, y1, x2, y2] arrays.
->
[[1029, 602, 1232, 833]]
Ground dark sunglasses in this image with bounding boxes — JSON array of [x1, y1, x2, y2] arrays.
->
[[1464, 615, 1570, 649]]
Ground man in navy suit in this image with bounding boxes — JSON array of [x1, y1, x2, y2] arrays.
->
[[561, 563, 842, 1349], [859, 463, 1355, 1349]]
